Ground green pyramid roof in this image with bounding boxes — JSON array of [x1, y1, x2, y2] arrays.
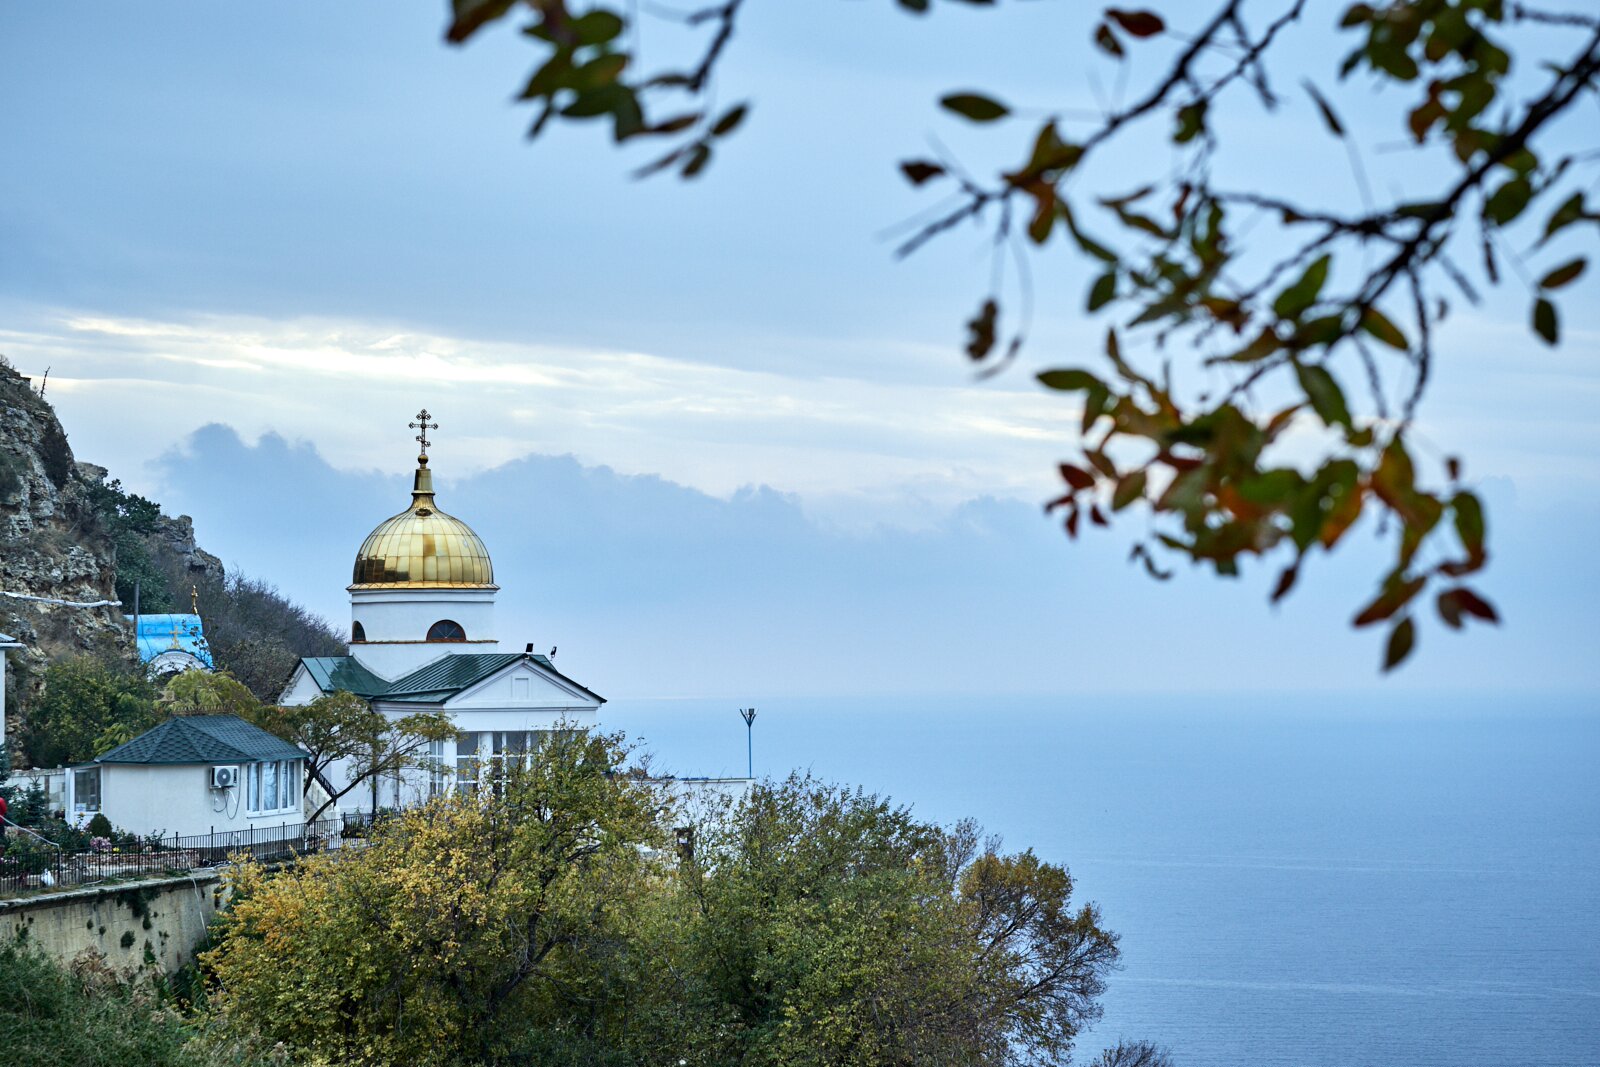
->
[[94, 715, 307, 766]]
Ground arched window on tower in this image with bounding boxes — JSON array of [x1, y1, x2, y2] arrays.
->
[[428, 619, 467, 642], [351, 621, 367, 643]]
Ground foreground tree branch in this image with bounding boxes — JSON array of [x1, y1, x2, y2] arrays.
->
[[447, 0, 1599, 670]]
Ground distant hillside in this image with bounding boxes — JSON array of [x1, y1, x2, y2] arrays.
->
[[0, 357, 344, 744]]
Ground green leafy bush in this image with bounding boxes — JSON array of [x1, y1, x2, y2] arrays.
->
[[0, 945, 280, 1067], [0, 776, 51, 826], [21, 657, 156, 768]]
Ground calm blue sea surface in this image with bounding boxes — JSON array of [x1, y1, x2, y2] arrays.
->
[[606, 692, 1600, 1067]]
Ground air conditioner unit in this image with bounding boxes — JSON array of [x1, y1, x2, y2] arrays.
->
[[211, 765, 239, 790]]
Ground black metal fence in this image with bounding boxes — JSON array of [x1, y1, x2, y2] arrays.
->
[[0, 818, 343, 898]]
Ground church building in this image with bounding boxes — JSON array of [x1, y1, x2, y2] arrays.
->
[[278, 412, 604, 812]]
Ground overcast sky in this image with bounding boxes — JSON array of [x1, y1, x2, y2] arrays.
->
[[1, 3, 1595, 699]]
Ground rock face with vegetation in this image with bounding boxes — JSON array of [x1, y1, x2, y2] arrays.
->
[[1, 357, 345, 759], [0, 361, 131, 699]]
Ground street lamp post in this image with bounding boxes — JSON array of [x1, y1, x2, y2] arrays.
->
[[739, 707, 757, 779]]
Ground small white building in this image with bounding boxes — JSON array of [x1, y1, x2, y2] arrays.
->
[[67, 714, 308, 839]]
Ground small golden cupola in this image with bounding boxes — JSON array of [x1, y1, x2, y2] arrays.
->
[[349, 410, 496, 590]]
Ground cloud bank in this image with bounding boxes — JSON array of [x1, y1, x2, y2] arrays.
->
[[149, 425, 1598, 701]]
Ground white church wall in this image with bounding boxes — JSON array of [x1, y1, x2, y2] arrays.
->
[[658, 777, 755, 815], [349, 587, 500, 680], [448, 660, 600, 712], [278, 664, 324, 706], [351, 588, 497, 642], [438, 709, 599, 733], [323, 713, 600, 816]]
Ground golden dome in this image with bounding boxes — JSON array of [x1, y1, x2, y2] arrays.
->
[[349, 456, 496, 589]]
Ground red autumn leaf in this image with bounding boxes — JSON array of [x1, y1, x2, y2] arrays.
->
[[1271, 563, 1300, 604], [1060, 463, 1096, 491], [900, 160, 946, 185], [1353, 574, 1425, 628], [1106, 8, 1165, 37], [1452, 587, 1500, 623]]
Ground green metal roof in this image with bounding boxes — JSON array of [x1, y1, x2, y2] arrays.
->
[[297, 652, 603, 705], [95, 715, 307, 766], [386, 653, 523, 696], [301, 656, 390, 698]]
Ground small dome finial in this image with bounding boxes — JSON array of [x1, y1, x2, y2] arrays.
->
[[348, 405, 495, 590], [408, 408, 440, 510]]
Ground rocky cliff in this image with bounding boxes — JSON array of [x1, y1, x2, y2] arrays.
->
[[0, 362, 129, 687], [1, 359, 318, 741], [2, 356, 345, 733]]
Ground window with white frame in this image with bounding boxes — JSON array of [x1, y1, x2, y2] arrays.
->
[[455, 732, 481, 796], [247, 760, 302, 815], [427, 739, 448, 798], [72, 768, 101, 813], [455, 731, 547, 795]]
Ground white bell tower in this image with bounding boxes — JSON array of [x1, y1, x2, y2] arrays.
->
[[346, 410, 500, 680]]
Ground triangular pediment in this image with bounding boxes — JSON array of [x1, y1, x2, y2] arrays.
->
[[444, 656, 602, 711]]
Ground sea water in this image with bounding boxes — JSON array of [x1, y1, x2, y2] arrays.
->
[[605, 692, 1600, 1067]]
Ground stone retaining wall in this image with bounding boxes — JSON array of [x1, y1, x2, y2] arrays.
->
[[2, 869, 231, 974]]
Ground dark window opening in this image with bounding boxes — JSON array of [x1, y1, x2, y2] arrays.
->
[[428, 619, 467, 642], [352, 621, 367, 643]]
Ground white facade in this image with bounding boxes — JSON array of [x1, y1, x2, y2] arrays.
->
[[278, 667, 326, 707], [8, 766, 67, 815], [66, 758, 306, 839], [282, 652, 603, 814], [349, 586, 499, 679]]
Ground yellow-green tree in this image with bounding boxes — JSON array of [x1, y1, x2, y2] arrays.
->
[[681, 775, 1134, 1067], [158, 669, 261, 719], [202, 729, 672, 1065], [203, 742, 1164, 1065]]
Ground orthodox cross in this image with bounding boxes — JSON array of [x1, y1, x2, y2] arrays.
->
[[409, 409, 439, 457]]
